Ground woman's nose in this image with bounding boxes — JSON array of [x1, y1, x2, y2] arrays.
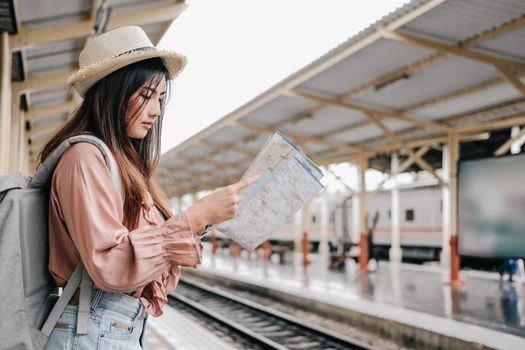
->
[[149, 99, 161, 118]]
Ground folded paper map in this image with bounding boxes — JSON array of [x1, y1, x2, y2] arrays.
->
[[216, 131, 325, 249]]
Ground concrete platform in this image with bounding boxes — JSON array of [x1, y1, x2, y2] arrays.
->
[[184, 244, 525, 350]]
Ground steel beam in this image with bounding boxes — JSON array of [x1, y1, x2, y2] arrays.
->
[[10, 3, 187, 51], [381, 30, 525, 72]]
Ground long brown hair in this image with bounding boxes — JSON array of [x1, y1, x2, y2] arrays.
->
[[38, 57, 173, 230]]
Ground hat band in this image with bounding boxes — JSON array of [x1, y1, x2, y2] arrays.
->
[[115, 46, 155, 58]]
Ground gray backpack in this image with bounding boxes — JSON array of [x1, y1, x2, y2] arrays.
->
[[0, 135, 122, 349]]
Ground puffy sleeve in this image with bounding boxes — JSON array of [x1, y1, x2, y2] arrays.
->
[[51, 143, 202, 292]]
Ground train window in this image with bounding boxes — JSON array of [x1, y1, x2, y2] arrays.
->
[[405, 209, 414, 222], [311, 215, 316, 223]]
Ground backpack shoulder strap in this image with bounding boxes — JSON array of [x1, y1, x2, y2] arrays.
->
[[40, 262, 84, 336], [29, 135, 123, 199]]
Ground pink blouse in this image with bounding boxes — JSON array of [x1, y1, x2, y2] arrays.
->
[[48, 143, 203, 317]]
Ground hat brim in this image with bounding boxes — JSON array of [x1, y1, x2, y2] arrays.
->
[[67, 49, 187, 97]]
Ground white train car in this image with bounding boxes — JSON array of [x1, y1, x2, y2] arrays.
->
[[269, 184, 443, 261], [370, 185, 442, 260]]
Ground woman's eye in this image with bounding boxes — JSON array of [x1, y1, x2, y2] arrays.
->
[[141, 94, 152, 100]]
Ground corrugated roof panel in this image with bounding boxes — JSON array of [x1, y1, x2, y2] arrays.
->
[[279, 105, 367, 137], [203, 125, 253, 145], [302, 141, 333, 154], [329, 118, 413, 145], [415, 79, 523, 119], [383, 118, 416, 131], [178, 144, 211, 158], [188, 162, 220, 173], [31, 133, 55, 143], [163, 157, 185, 169], [30, 112, 67, 129], [353, 55, 498, 110], [400, 0, 525, 43], [26, 51, 78, 74], [110, 0, 175, 16], [241, 133, 272, 153], [328, 123, 382, 144], [26, 39, 84, 60], [19, 0, 89, 27], [209, 150, 247, 165], [26, 39, 82, 74], [170, 171, 192, 180], [30, 87, 70, 108], [476, 26, 525, 62], [242, 95, 318, 126], [298, 38, 434, 97]]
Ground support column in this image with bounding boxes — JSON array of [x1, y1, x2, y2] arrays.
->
[[351, 191, 360, 243], [319, 195, 329, 256], [389, 152, 402, 262], [9, 93, 21, 172], [0, 32, 11, 175], [295, 202, 308, 252], [448, 132, 462, 284], [441, 145, 451, 267], [357, 153, 369, 271], [300, 201, 311, 266]]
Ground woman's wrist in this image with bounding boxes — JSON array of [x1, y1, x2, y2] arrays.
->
[[186, 205, 207, 236]]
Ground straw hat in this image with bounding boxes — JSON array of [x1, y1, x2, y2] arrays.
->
[[67, 26, 187, 97]]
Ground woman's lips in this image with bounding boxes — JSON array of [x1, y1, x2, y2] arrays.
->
[[142, 122, 153, 129]]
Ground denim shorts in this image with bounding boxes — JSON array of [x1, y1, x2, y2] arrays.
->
[[44, 289, 149, 350]]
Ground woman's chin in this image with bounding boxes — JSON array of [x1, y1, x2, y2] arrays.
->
[[128, 132, 148, 139]]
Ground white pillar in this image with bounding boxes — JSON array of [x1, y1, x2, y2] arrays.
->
[[295, 201, 310, 252], [319, 195, 329, 255], [358, 157, 367, 238], [351, 194, 360, 243], [389, 153, 402, 262], [0, 32, 11, 175], [293, 209, 302, 252], [441, 144, 451, 267], [357, 153, 368, 270]]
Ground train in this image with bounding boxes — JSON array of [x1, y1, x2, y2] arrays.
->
[[207, 180, 445, 263], [268, 182, 444, 262]]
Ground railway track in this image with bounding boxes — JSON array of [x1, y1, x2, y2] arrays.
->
[[169, 277, 375, 350]]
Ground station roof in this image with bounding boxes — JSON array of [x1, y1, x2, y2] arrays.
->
[[157, 0, 525, 197], [1, 0, 187, 166]]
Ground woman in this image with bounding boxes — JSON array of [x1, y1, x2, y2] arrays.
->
[[38, 26, 258, 349]]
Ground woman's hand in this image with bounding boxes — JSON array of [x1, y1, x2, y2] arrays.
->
[[186, 174, 260, 234]]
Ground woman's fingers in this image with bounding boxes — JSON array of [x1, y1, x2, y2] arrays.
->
[[230, 174, 260, 192]]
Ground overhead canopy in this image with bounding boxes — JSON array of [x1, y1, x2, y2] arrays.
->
[[157, 0, 525, 198], [1, 0, 187, 169]]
